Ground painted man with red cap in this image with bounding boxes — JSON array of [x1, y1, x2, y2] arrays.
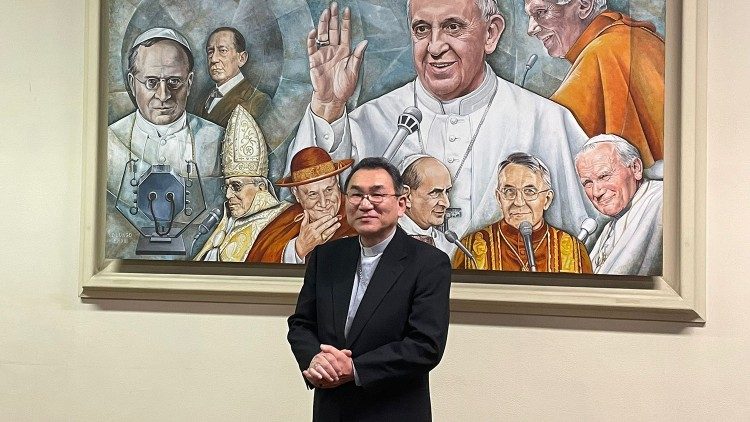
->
[[247, 147, 358, 263]]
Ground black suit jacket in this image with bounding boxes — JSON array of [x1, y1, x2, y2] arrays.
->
[[194, 77, 270, 127], [288, 227, 452, 422]]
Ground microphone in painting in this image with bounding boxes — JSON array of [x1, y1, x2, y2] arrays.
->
[[445, 230, 478, 269], [197, 208, 222, 237], [518, 221, 537, 272], [190, 207, 222, 257], [521, 54, 538, 88], [576, 217, 598, 242], [382, 107, 423, 162]]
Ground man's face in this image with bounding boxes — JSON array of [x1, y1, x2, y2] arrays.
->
[[406, 159, 452, 230], [409, 0, 503, 101], [524, 0, 586, 58], [345, 168, 407, 241], [575, 143, 643, 217], [206, 30, 248, 86], [496, 163, 553, 230], [225, 177, 262, 218], [128, 40, 193, 125], [292, 176, 341, 222]]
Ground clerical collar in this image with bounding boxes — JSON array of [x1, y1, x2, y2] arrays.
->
[[399, 215, 432, 237], [359, 227, 397, 257], [217, 72, 245, 96], [415, 62, 497, 116], [135, 111, 187, 138]]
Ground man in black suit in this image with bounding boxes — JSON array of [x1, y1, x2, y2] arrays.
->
[[288, 157, 452, 421], [194, 27, 270, 128]]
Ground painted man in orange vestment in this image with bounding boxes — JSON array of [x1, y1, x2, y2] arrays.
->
[[453, 153, 592, 273], [246, 147, 357, 263], [525, 0, 664, 166]]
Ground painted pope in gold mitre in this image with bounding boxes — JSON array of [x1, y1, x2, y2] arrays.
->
[[194, 105, 289, 261]]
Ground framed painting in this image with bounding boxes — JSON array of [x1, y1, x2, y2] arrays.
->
[[80, 0, 706, 322]]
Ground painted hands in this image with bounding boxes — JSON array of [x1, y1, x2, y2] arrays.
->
[[308, 2, 368, 122], [295, 210, 342, 259]]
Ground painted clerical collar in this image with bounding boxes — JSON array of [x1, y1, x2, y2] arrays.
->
[[135, 111, 187, 139], [399, 214, 433, 237], [415, 62, 497, 116], [217, 72, 245, 96], [359, 226, 397, 257]]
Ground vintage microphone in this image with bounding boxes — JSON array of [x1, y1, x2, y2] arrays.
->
[[576, 217, 599, 242], [518, 221, 537, 272], [190, 207, 223, 258], [445, 230, 478, 268], [382, 107, 423, 162], [521, 54, 538, 88]]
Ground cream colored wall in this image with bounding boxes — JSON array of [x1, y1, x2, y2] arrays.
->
[[1, 1, 748, 420]]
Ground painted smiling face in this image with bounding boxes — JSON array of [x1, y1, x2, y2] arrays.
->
[[292, 176, 342, 222], [409, 0, 503, 101], [524, 0, 589, 58], [496, 163, 553, 230], [575, 142, 643, 217]]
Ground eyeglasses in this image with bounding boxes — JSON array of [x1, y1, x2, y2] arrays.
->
[[346, 192, 401, 205], [131, 74, 188, 91], [497, 187, 551, 201], [222, 180, 256, 194]]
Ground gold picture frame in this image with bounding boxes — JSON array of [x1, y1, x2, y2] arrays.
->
[[80, 0, 707, 323]]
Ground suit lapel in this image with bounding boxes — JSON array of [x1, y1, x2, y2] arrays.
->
[[345, 229, 409, 348], [331, 237, 360, 346], [209, 79, 250, 124]]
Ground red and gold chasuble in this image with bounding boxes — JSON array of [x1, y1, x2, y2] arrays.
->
[[453, 220, 592, 273]]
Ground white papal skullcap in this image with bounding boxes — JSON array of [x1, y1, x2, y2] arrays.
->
[[397, 153, 432, 175], [132, 27, 192, 53]]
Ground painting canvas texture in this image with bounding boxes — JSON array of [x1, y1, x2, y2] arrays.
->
[[104, 0, 665, 277]]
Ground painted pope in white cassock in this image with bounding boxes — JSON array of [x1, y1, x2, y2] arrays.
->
[[285, 0, 597, 242]]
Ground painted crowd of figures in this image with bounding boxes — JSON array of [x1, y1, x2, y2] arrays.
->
[[106, 0, 665, 276]]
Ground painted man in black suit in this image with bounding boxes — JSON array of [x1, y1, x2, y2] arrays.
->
[[288, 157, 452, 421], [194, 27, 270, 127]]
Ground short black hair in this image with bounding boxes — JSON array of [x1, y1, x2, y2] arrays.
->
[[344, 157, 405, 194], [208, 27, 246, 53]]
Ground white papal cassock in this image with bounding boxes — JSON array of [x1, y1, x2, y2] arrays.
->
[[589, 179, 663, 275], [286, 64, 597, 240]]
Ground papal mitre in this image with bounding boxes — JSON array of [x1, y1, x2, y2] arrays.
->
[[221, 105, 268, 178]]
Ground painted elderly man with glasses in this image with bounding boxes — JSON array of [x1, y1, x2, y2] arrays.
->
[[453, 152, 592, 273], [106, 27, 225, 258], [247, 147, 358, 263], [194, 106, 289, 262], [286, 0, 596, 244]]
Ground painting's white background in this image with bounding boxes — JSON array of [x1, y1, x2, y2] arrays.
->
[[0, 1, 748, 420]]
